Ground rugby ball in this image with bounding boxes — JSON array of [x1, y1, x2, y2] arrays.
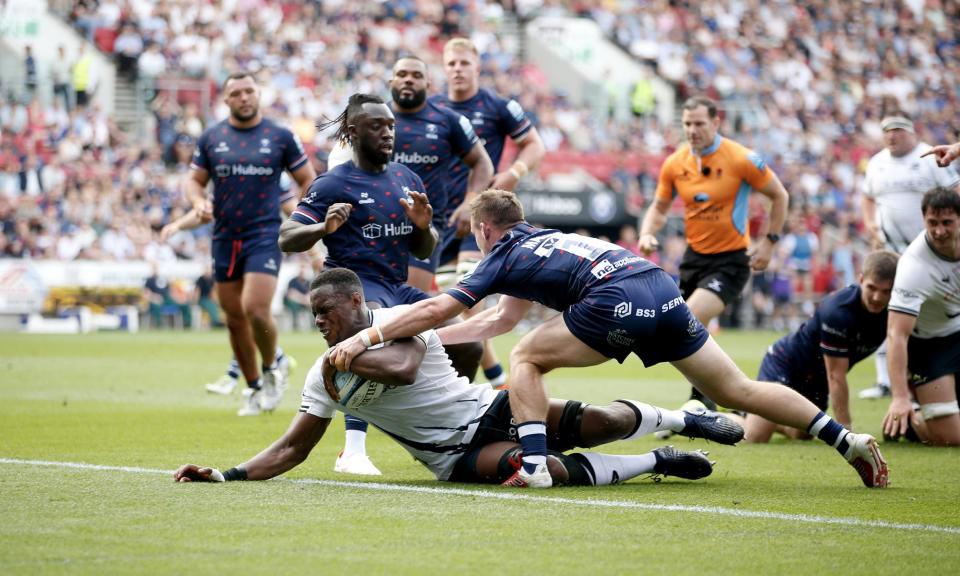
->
[[334, 370, 385, 409]]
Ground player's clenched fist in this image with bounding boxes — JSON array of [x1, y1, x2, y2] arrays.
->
[[323, 203, 353, 235]]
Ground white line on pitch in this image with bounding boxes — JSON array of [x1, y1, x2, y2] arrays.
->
[[3, 457, 958, 535]]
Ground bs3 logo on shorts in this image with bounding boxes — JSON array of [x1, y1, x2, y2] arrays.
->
[[613, 301, 655, 319]]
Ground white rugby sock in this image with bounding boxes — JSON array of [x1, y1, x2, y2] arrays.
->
[[578, 452, 657, 485], [343, 429, 367, 456], [617, 400, 685, 439], [875, 343, 890, 387]]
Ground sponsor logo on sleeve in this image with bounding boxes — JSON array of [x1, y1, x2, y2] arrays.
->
[[506, 99, 525, 122], [458, 114, 478, 141]]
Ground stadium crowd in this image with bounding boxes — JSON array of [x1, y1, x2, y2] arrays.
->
[[2, 0, 958, 330]]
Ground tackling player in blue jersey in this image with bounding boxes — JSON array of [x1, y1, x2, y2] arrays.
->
[[389, 56, 494, 293], [187, 72, 316, 416], [431, 37, 547, 389], [330, 189, 891, 490], [728, 251, 899, 442]]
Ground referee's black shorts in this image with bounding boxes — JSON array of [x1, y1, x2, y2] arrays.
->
[[678, 247, 750, 305]]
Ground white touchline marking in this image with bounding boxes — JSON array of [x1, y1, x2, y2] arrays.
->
[[3, 457, 958, 535]]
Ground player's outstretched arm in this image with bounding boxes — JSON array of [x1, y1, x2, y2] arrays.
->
[[330, 294, 467, 372], [883, 311, 917, 438], [174, 413, 331, 483], [922, 142, 960, 167], [437, 296, 533, 344]]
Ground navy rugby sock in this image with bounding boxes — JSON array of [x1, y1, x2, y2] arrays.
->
[[483, 364, 504, 381], [517, 421, 547, 474], [807, 411, 851, 456]]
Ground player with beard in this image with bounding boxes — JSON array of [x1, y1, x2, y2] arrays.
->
[[279, 93, 438, 475], [389, 55, 494, 294], [430, 37, 546, 389], [188, 71, 316, 416]]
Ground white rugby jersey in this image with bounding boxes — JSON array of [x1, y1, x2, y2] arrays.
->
[[862, 143, 960, 253], [300, 305, 500, 480], [888, 232, 960, 338]]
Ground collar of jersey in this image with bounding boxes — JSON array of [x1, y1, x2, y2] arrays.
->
[[694, 134, 723, 157], [924, 233, 960, 263]]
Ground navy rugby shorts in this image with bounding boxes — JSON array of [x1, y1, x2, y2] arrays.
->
[[563, 269, 709, 366]]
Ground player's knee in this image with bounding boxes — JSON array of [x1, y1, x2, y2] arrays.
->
[[578, 404, 629, 447], [920, 401, 960, 446], [547, 452, 593, 486], [545, 455, 570, 485], [242, 302, 273, 327]]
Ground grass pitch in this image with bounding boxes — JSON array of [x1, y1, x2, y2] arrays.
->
[[1, 329, 958, 575]]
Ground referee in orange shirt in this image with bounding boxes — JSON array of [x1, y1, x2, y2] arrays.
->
[[639, 96, 789, 410]]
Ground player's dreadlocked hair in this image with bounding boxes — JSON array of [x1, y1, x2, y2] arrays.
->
[[317, 93, 386, 145]]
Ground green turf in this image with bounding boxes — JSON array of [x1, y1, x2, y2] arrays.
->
[[1, 329, 957, 575]]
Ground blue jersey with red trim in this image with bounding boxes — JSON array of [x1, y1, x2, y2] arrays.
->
[[771, 284, 887, 383], [292, 161, 426, 285], [447, 222, 658, 310], [392, 100, 478, 229], [430, 88, 532, 217], [191, 118, 307, 240]]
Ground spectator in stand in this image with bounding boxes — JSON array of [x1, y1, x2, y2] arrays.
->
[[50, 45, 73, 111], [24, 46, 38, 99], [114, 24, 144, 81], [72, 44, 98, 109]]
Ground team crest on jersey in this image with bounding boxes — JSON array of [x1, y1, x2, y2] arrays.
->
[[215, 141, 230, 153], [359, 192, 374, 205], [259, 138, 272, 154], [424, 123, 439, 139]]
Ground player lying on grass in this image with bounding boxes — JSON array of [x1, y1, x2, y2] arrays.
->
[[327, 190, 889, 488], [726, 251, 902, 442], [175, 268, 745, 486]]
